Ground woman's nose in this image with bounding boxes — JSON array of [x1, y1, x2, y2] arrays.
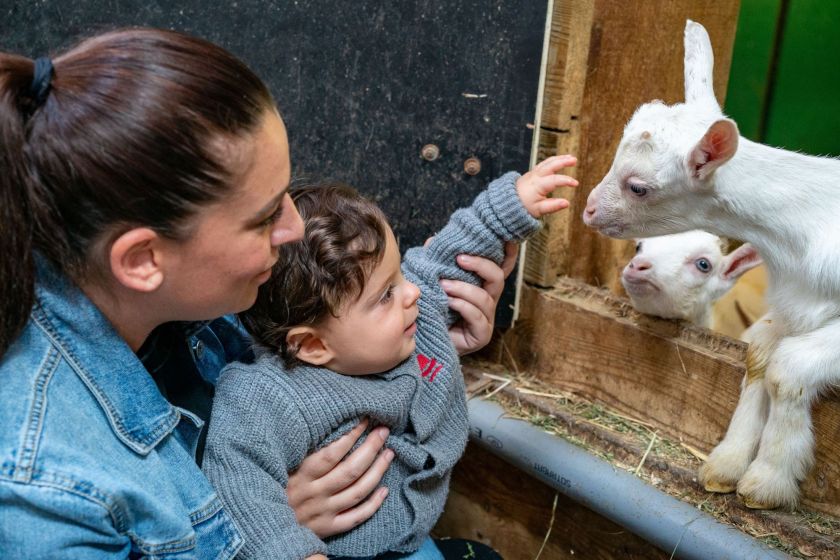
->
[[270, 197, 305, 247]]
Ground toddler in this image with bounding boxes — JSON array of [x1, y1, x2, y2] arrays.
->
[[203, 156, 577, 559]]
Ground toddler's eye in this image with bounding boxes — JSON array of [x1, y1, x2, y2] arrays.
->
[[695, 258, 712, 273], [380, 285, 395, 304]]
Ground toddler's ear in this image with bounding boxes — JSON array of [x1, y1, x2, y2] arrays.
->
[[287, 327, 334, 366]]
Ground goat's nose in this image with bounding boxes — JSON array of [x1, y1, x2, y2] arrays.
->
[[630, 258, 652, 271]]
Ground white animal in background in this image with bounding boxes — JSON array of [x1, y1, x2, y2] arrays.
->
[[582, 20, 840, 509], [622, 231, 761, 330]]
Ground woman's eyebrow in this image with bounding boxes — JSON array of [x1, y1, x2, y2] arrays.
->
[[251, 186, 289, 221]]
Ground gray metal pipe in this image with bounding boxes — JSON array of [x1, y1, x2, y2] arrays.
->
[[467, 398, 790, 560]]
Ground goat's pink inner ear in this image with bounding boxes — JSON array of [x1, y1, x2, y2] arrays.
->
[[690, 119, 739, 180], [722, 245, 761, 280]]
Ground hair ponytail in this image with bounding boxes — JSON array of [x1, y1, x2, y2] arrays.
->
[[1, 29, 275, 358], [0, 54, 39, 357]]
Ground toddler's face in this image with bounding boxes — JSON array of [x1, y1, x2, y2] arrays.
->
[[317, 227, 421, 375]]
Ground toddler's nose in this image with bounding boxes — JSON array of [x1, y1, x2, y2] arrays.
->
[[406, 282, 421, 305]]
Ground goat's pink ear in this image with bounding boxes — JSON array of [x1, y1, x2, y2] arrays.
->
[[721, 243, 762, 281], [688, 119, 739, 180]]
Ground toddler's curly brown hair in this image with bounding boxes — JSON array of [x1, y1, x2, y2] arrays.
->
[[240, 182, 390, 368]]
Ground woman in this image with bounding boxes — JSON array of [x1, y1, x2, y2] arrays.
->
[[0, 28, 512, 557]]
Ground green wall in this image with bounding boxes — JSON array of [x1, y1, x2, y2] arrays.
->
[[725, 0, 840, 156]]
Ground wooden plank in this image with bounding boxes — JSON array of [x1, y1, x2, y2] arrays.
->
[[500, 278, 840, 517], [526, 0, 741, 291], [525, 0, 595, 286], [435, 442, 668, 560]]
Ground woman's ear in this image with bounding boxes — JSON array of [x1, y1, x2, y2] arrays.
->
[[109, 227, 165, 293], [286, 327, 334, 366]]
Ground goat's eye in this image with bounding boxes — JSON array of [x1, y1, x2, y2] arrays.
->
[[629, 183, 648, 197], [694, 258, 712, 273], [635, 242, 642, 254]]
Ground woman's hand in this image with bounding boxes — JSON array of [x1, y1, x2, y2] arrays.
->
[[444, 241, 519, 355], [287, 419, 394, 538]]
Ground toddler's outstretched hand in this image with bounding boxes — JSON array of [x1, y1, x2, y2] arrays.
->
[[516, 154, 578, 218]]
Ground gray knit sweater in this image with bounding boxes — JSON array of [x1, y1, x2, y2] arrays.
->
[[203, 172, 539, 559]]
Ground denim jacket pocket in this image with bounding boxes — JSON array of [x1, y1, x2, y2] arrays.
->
[[131, 496, 242, 560]]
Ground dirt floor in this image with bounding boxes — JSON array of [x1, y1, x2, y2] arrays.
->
[[463, 361, 840, 559]]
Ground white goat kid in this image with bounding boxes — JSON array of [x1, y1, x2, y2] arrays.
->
[[622, 232, 761, 329], [583, 20, 840, 509]]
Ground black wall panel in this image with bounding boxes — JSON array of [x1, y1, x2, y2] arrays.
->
[[2, 0, 547, 325]]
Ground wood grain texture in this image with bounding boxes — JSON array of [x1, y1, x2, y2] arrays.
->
[[525, 0, 741, 290], [435, 443, 669, 560], [501, 279, 840, 517], [525, 0, 594, 286]]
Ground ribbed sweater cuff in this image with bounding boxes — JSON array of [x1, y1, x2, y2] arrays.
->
[[481, 171, 541, 241]]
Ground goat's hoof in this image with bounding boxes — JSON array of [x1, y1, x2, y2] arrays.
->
[[736, 461, 800, 511], [698, 461, 740, 494], [739, 493, 779, 510], [703, 479, 737, 494]]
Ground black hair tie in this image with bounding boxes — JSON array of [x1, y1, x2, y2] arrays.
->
[[29, 57, 54, 107]]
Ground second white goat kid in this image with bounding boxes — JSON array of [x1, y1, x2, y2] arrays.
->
[[582, 20, 840, 509], [622, 232, 761, 329]]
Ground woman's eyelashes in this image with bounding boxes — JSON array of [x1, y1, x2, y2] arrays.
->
[[258, 204, 284, 229]]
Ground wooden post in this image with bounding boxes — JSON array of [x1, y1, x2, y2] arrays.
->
[[525, 0, 741, 291]]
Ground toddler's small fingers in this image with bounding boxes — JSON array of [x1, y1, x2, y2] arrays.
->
[[534, 174, 578, 195], [535, 154, 577, 173], [534, 198, 570, 217]]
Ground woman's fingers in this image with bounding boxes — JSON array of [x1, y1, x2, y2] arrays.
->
[[293, 419, 370, 480], [500, 241, 519, 279], [287, 422, 394, 539], [327, 447, 394, 514], [317, 426, 391, 494], [328, 486, 390, 535], [455, 253, 506, 301]]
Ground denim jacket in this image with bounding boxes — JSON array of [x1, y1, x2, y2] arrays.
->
[[0, 257, 249, 559]]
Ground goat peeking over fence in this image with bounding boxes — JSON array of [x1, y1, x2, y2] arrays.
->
[[583, 20, 840, 510], [622, 231, 761, 332]]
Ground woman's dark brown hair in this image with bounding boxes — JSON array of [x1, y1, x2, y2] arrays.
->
[[0, 28, 275, 356], [240, 182, 389, 368]]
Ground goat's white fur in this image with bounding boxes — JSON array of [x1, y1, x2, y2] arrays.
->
[[622, 231, 761, 330], [583, 20, 840, 509]]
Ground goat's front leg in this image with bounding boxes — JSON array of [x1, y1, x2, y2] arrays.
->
[[699, 314, 777, 493], [736, 317, 840, 509]]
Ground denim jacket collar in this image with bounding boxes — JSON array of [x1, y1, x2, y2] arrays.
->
[[32, 256, 183, 455]]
